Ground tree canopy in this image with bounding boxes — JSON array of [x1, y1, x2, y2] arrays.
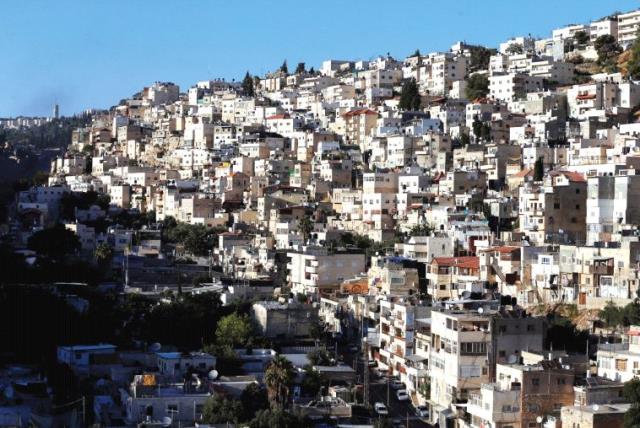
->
[[533, 157, 544, 181], [295, 62, 306, 74], [202, 394, 244, 424], [469, 46, 495, 71], [264, 355, 295, 409], [215, 313, 254, 348], [626, 34, 640, 81], [398, 78, 421, 111], [28, 224, 80, 259], [280, 60, 289, 74], [573, 30, 589, 46], [595, 35, 622, 71], [465, 74, 489, 100], [249, 409, 311, 428], [624, 378, 640, 428], [505, 43, 524, 55], [242, 71, 255, 96]]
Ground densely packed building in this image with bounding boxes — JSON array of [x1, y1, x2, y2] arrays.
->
[[9, 7, 640, 428]]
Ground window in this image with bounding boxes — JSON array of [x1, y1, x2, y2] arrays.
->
[[461, 342, 487, 355]]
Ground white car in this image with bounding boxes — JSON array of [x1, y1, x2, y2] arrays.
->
[[374, 402, 389, 415], [414, 404, 429, 417], [396, 389, 410, 401]]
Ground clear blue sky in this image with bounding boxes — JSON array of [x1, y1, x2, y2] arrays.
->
[[1, 0, 637, 117]]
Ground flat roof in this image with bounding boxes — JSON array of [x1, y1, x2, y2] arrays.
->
[[59, 344, 116, 351]]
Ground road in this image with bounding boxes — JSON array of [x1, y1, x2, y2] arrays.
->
[[337, 342, 431, 428]]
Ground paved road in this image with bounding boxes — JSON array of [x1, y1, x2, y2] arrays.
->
[[337, 342, 431, 427]]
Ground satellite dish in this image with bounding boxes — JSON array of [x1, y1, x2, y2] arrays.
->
[[478, 307, 484, 314], [4, 386, 14, 399], [507, 354, 518, 364], [536, 416, 543, 424], [149, 343, 162, 352], [162, 416, 172, 427], [208, 370, 219, 380], [593, 404, 599, 411]]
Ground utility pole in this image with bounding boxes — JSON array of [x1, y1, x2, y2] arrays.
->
[[387, 377, 390, 406], [363, 337, 370, 408]]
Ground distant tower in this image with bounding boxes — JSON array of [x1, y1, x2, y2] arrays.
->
[[53, 104, 59, 119]]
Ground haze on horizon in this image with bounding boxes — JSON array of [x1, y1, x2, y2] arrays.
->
[[1, 0, 635, 117]]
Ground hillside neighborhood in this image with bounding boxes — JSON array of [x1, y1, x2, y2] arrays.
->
[[5, 7, 640, 428]]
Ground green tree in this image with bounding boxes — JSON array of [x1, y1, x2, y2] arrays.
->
[[627, 34, 640, 80], [297, 217, 314, 242], [216, 313, 253, 348], [459, 133, 471, 147], [469, 46, 495, 71], [249, 409, 310, 428], [28, 224, 80, 259], [280, 60, 289, 74], [242, 71, 255, 96], [307, 349, 333, 366], [481, 122, 492, 142], [295, 62, 306, 74], [301, 365, 323, 397], [573, 31, 589, 46], [533, 157, 544, 181], [411, 48, 421, 57], [595, 35, 622, 70], [600, 301, 625, 328], [409, 224, 433, 236], [32, 170, 50, 186], [202, 394, 244, 424], [472, 115, 484, 141], [94, 242, 113, 265], [465, 74, 489, 100], [505, 43, 524, 55], [241, 383, 270, 421], [264, 355, 294, 409], [398, 78, 421, 111], [624, 378, 640, 428]]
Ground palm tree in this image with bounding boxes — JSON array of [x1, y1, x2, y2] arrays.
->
[[264, 355, 294, 409]]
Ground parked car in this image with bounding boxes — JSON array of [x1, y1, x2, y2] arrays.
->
[[390, 379, 404, 390], [374, 402, 389, 415], [396, 389, 410, 401], [414, 404, 429, 417]]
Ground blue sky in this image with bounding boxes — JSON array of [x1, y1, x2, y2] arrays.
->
[[0, 0, 637, 117]]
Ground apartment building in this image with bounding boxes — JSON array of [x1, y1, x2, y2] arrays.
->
[[429, 309, 545, 426], [427, 257, 481, 301], [342, 108, 378, 148], [377, 296, 430, 380], [617, 9, 640, 48], [518, 171, 587, 245], [489, 73, 545, 103], [586, 169, 640, 245], [287, 246, 366, 296], [468, 361, 575, 428]]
